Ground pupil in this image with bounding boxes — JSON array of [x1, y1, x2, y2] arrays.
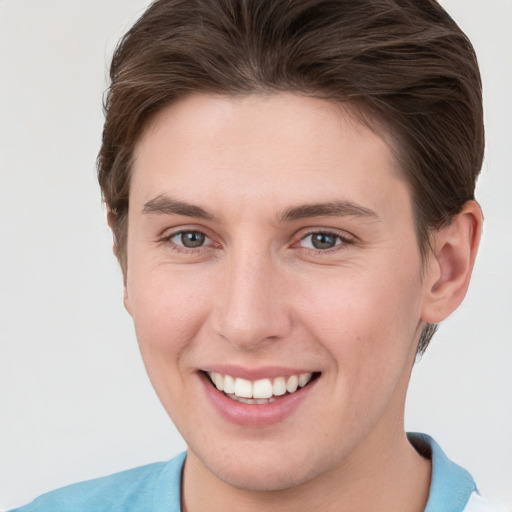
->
[[312, 233, 336, 249], [181, 232, 205, 248]]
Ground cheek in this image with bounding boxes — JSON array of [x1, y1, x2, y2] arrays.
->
[[125, 266, 217, 426], [127, 264, 211, 373], [298, 262, 423, 378]]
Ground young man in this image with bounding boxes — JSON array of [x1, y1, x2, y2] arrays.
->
[[10, 0, 496, 510]]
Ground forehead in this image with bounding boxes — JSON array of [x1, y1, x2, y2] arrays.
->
[[130, 93, 412, 222]]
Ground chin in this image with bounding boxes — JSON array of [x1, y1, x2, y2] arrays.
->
[[198, 443, 330, 492], [218, 464, 313, 492]]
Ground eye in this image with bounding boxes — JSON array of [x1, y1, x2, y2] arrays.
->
[[299, 231, 346, 250], [169, 230, 208, 248]]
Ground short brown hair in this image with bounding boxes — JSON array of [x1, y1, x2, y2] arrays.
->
[[98, 0, 484, 354]]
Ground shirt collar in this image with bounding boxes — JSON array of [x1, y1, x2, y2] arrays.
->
[[408, 432, 477, 512], [157, 435, 477, 511]]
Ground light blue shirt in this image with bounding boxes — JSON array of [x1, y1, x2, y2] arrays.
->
[[410, 433, 477, 512], [9, 434, 478, 512]]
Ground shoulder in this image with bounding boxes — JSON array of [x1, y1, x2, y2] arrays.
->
[[8, 452, 186, 512]]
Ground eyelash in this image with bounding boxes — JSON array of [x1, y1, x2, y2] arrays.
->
[[297, 230, 353, 254], [159, 230, 213, 254], [158, 229, 354, 255]]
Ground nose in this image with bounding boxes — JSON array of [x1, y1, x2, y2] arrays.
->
[[211, 247, 293, 350]]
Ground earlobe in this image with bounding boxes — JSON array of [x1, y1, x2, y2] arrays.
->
[[123, 286, 133, 316], [107, 207, 130, 305], [421, 200, 483, 323], [106, 208, 116, 230], [106, 209, 120, 259]]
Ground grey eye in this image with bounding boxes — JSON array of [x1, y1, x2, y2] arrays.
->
[[177, 231, 206, 248], [301, 232, 342, 250]]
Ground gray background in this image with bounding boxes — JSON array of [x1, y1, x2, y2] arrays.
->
[[0, 0, 510, 509]]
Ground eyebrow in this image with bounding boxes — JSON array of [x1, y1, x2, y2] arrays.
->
[[142, 194, 379, 223], [142, 195, 215, 221], [279, 201, 379, 222]]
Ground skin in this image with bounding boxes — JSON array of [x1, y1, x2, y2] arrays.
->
[[122, 93, 482, 511]]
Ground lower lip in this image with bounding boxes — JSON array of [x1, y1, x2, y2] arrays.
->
[[200, 372, 319, 427]]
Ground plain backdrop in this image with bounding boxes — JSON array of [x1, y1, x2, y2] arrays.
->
[[0, 0, 510, 509]]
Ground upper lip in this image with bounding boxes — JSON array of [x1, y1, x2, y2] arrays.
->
[[200, 364, 318, 381]]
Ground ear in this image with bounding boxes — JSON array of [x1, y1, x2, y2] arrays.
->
[[106, 209, 120, 259], [123, 285, 133, 317], [421, 200, 483, 323], [107, 208, 132, 315]]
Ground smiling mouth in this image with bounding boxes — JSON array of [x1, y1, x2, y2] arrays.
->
[[205, 371, 320, 405]]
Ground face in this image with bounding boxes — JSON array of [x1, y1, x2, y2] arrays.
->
[[125, 93, 430, 491]]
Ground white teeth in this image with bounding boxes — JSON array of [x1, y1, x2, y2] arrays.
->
[[255, 398, 274, 404], [286, 375, 299, 393], [253, 379, 273, 399], [234, 377, 253, 398], [223, 374, 235, 394], [236, 396, 255, 404], [299, 372, 312, 387], [207, 371, 316, 400], [272, 376, 287, 396], [228, 395, 277, 405], [213, 372, 224, 391]]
